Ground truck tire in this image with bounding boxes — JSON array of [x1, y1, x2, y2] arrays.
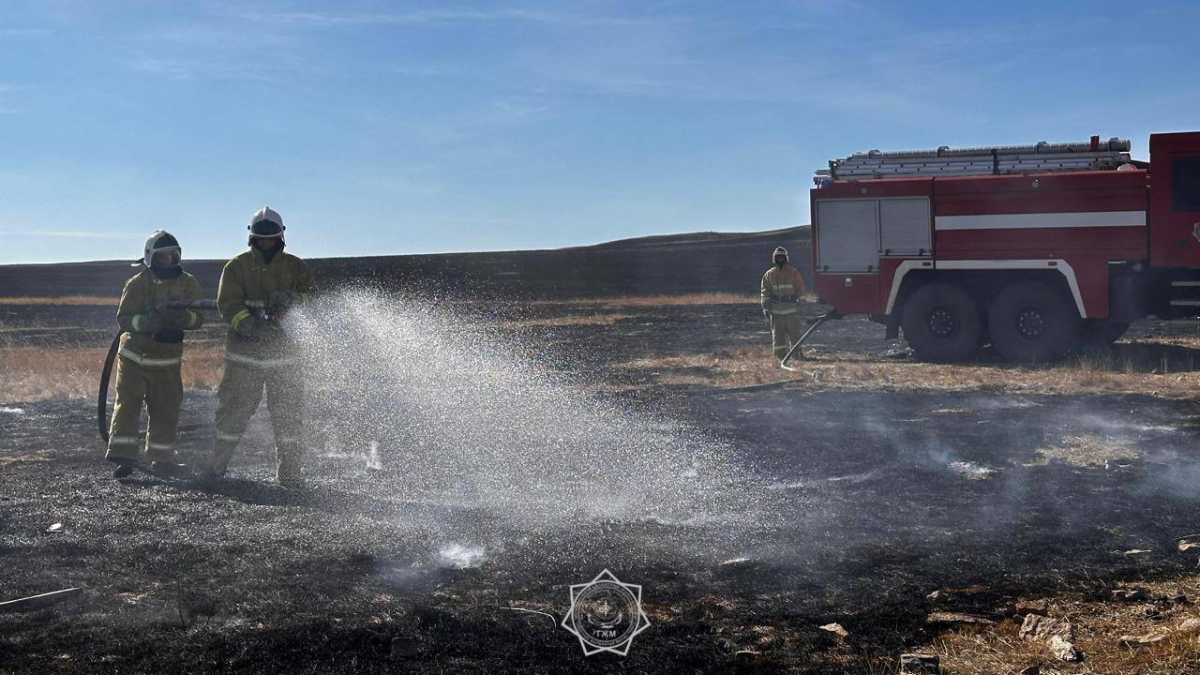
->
[[900, 283, 982, 362], [988, 281, 1081, 363]]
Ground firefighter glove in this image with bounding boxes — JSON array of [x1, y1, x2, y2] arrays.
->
[[231, 311, 258, 339], [131, 312, 165, 334]]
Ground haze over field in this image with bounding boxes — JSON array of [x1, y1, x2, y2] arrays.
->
[[2, 1, 1198, 263]]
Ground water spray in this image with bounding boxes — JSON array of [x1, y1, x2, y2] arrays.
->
[[289, 287, 771, 530]]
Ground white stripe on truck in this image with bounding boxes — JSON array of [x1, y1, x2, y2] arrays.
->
[[935, 210, 1145, 231]]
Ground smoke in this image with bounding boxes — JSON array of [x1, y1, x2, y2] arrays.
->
[[288, 287, 767, 529]]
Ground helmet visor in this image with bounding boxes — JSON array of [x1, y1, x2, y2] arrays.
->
[[249, 219, 284, 238]]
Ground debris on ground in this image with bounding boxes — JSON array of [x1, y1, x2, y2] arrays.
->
[[1048, 634, 1082, 661], [733, 649, 761, 662], [925, 611, 994, 626], [45, 522, 62, 533], [1117, 631, 1168, 648], [1019, 614, 1074, 641], [927, 584, 988, 603], [1018, 613, 1082, 661], [898, 653, 940, 673], [1014, 599, 1049, 615], [1111, 587, 1150, 602], [818, 622, 848, 639]]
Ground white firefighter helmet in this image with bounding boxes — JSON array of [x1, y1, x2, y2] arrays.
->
[[773, 246, 789, 262], [248, 206, 285, 241], [142, 230, 181, 268]]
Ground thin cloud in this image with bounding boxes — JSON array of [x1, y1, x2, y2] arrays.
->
[[240, 7, 665, 29], [0, 83, 17, 112], [0, 28, 53, 38], [0, 230, 130, 240], [125, 54, 289, 82]]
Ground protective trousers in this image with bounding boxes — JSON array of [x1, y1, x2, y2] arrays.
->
[[211, 359, 304, 480], [770, 312, 804, 360], [105, 355, 184, 462]]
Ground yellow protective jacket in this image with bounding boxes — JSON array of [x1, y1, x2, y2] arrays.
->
[[760, 264, 807, 315], [116, 269, 203, 366], [218, 248, 316, 362]]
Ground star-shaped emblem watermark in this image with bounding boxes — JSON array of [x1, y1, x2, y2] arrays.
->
[[561, 569, 651, 656]]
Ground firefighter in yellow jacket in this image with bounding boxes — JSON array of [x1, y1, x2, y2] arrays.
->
[[204, 206, 315, 486], [106, 231, 205, 478], [761, 246, 807, 360]]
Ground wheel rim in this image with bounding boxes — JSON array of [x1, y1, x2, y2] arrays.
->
[[927, 307, 957, 337], [1016, 306, 1047, 339]]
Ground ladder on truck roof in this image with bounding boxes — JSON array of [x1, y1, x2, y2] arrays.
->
[[815, 136, 1133, 185]]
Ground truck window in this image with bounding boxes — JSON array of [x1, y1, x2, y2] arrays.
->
[[1173, 157, 1200, 211]]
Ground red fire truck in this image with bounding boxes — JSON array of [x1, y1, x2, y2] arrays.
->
[[808, 132, 1200, 362]]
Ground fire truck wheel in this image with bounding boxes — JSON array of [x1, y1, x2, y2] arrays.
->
[[900, 283, 982, 362], [988, 282, 1082, 363]]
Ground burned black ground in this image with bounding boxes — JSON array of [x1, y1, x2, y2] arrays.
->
[[3, 299, 1200, 674]]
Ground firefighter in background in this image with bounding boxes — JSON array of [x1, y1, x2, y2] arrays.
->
[[106, 231, 205, 477], [203, 206, 316, 487], [761, 246, 807, 360]]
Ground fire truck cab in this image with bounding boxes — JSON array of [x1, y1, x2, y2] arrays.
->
[[809, 132, 1200, 362]]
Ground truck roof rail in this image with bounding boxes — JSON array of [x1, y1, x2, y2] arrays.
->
[[816, 136, 1134, 184]]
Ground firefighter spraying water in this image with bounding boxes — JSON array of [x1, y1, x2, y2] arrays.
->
[[201, 207, 316, 487]]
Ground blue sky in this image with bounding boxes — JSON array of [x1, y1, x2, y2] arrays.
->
[[1, 1, 1197, 264]]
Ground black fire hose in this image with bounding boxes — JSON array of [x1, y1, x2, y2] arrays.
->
[[779, 310, 841, 371], [97, 331, 123, 443], [97, 300, 218, 444]]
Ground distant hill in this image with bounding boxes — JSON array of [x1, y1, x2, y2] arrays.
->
[[0, 226, 810, 300]]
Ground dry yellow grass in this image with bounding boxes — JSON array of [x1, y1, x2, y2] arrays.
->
[[927, 574, 1200, 674], [500, 313, 636, 328], [529, 292, 761, 307], [617, 346, 1200, 398], [0, 295, 119, 306], [1033, 433, 1141, 467], [0, 342, 224, 402]]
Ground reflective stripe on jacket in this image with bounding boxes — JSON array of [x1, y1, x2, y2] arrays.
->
[[218, 248, 316, 358], [116, 269, 201, 362], [761, 264, 807, 313]]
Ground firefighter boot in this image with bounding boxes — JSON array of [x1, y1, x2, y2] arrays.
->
[[149, 461, 192, 479], [275, 451, 305, 489], [200, 439, 238, 482], [110, 457, 136, 479]]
